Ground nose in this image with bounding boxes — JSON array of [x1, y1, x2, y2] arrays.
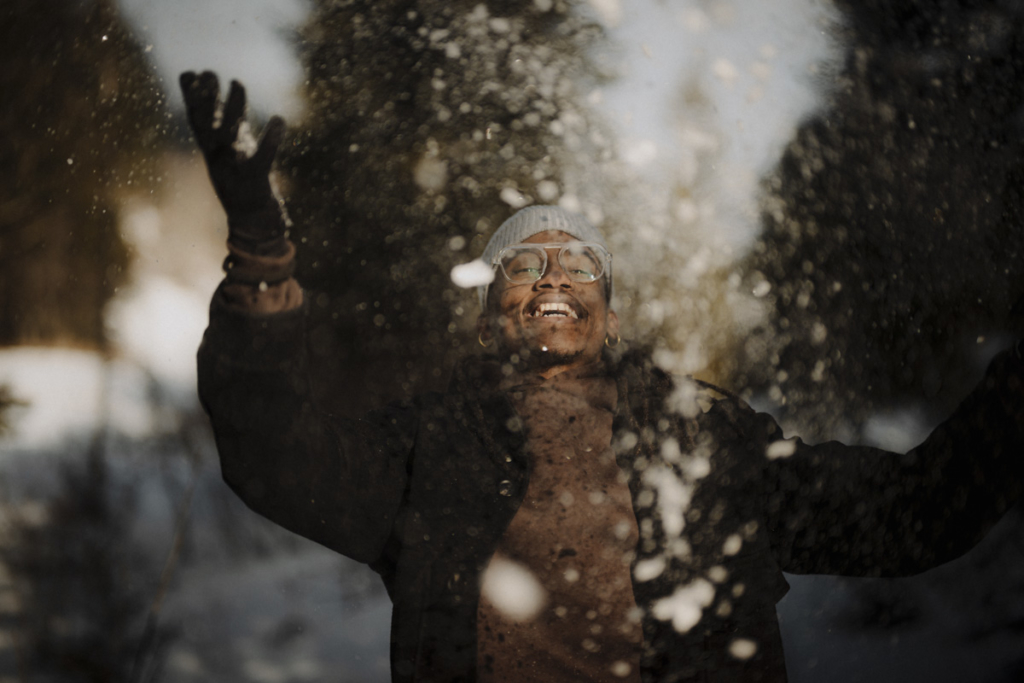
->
[[535, 253, 572, 289]]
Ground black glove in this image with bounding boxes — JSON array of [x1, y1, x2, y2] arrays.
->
[[180, 71, 289, 257]]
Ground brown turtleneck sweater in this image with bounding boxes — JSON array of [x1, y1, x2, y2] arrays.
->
[[477, 365, 643, 683]]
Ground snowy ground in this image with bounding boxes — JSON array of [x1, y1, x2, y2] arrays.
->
[[0, 359, 392, 681]]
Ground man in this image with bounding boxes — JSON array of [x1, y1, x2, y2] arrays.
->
[[185, 72, 1024, 682]]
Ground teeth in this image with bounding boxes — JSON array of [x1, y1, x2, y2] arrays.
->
[[533, 303, 578, 319]]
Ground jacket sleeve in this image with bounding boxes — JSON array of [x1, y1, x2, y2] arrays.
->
[[762, 348, 1024, 577], [197, 285, 416, 565]]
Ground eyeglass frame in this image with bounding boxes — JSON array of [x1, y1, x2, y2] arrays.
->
[[485, 241, 613, 303]]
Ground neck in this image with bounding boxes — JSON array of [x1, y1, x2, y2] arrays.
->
[[501, 349, 604, 382]]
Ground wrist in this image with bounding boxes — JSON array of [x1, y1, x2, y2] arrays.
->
[[224, 240, 296, 286], [226, 203, 290, 256], [220, 278, 303, 314]]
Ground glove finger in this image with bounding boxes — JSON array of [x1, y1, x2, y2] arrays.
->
[[180, 73, 205, 136], [220, 80, 248, 147], [179, 71, 198, 103], [251, 116, 286, 172], [180, 71, 207, 138], [189, 71, 222, 150]]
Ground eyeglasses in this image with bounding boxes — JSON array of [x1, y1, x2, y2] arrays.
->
[[492, 242, 611, 285]]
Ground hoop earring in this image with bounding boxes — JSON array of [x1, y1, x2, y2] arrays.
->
[[479, 333, 494, 348], [604, 334, 621, 348]]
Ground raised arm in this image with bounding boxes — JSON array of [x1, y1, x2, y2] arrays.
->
[[761, 348, 1024, 577], [179, 71, 300, 313], [183, 72, 412, 564]]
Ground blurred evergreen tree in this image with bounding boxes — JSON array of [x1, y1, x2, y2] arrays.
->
[[0, 0, 166, 348], [280, 0, 603, 410], [739, 0, 1024, 436]]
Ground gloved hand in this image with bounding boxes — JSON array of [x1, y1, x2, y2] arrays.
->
[[179, 71, 289, 258]]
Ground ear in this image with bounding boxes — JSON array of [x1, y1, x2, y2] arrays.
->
[[476, 313, 492, 341], [607, 309, 620, 340]]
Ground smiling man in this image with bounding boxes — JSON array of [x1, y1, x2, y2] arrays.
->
[[188, 73, 1024, 683], [477, 213, 619, 377]]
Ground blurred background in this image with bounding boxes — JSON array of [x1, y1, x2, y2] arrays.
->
[[1, 0, 1023, 680]]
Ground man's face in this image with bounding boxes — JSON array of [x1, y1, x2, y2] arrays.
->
[[478, 230, 619, 375]]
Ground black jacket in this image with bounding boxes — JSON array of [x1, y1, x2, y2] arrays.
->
[[198, 291, 1024, 683]]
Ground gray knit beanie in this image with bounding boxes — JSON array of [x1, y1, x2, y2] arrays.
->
[[478, 205, 612, 308]]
